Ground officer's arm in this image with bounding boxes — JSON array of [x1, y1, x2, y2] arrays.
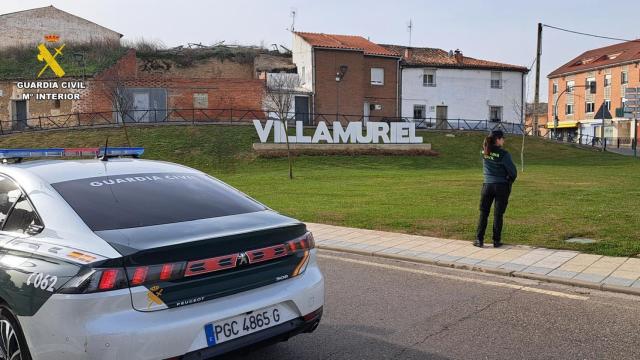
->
[[504, 152, 518, 182]]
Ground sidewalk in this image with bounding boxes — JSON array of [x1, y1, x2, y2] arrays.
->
[[307, 223, 640, 296]]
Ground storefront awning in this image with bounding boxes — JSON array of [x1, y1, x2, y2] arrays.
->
[[547, 121, 578, 129]]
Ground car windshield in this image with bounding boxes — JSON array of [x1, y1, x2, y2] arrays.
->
[[51, 172, 265, 231]]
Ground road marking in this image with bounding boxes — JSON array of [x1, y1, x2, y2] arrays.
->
[[319, 254, 589, 301]]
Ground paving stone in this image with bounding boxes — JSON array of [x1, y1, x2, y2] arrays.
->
[[415, 252, 440, 260], [361, 244, 388, 252], [444, 246, 483, 258], [602, 276, 635, 287], [456, 257, 483, 265], [429, 243, 467, 255], [484, 249, 531, 264], [509, 249, 556, 266], [556, 254, 603, 273], [531, 251, 578, 269], [476, 260, 504, 268], [387, 241, 426, 251], [573, 273, 607, 283], [579, 256, 627, 278], [547, 269, 579, 279], [522, 266, 554, 275], [376, 247, 407, 255], [500, 262, 528, 272], [436, 254, 463, 262], [396, 250, 423, 258]]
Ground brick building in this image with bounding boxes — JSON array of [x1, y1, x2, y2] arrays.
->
[[548, 40, 640, 142], [1, 48, 279, 131], [0, 6, 122, 49], [292, 32, 401, 124]]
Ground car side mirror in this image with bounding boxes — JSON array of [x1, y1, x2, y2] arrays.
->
[[26, 224, 44, 236]]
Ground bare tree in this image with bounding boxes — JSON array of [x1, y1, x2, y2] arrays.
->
[[512, 99, 527, 172], [102, 70, 133, 146], [263, 73, 300, 179]]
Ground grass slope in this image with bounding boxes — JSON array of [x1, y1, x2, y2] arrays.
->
[[1, 125, 639, 257]]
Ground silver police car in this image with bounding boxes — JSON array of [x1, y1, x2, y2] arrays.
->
[[0, 147, 324, 360]]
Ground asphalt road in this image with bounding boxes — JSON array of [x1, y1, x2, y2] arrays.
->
[[221, 250, 640, 360]]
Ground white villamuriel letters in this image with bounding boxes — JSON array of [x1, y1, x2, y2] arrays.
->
[[253, 120, 423, 144]]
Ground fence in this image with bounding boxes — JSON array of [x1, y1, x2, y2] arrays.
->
[[0, 108, 526, 136], [547, 132, 638, 155]]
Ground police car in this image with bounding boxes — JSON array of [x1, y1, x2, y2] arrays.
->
[[0, 147, 324, 360]]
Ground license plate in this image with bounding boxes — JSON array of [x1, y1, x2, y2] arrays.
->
[[204, 303, 297, 346]]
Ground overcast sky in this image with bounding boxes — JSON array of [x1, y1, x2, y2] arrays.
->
[[2, 0, 639, 102]]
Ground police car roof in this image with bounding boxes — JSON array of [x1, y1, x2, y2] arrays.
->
[[2, 158, 200, 184]]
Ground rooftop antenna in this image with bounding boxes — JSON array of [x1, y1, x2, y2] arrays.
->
[[407, 19, 413, 47], [100, 136, 109, 162], [288, 9, 296, 32]]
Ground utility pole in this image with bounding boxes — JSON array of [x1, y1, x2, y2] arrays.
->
[[407, 19, 413, 47], [532, 23, 543, 137]]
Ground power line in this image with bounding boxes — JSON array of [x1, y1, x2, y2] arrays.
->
[[542, 24, 638, 43]]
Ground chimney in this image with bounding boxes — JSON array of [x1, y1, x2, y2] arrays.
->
[[404, 47, 412, 59], [454, 49, 463, 64]]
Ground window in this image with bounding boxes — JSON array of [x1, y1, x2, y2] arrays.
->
[[413, 105, 426, 119], [489, 106, 503, 122], [53, 99, 61, 109], [423, 69, 436, 87], [566, 81, 575, 93], [604, 74, 611, 87], [622, 71, 628, 84], [566, 104, 574, 115], [585, 102, 595, 113], [490, 72, 502, 89], [0, 176, 21, 229], [371, 68, 384, 85], [3, 196, 42, 234], [586, 78, 596, 94], [193, 93, 208, 109], [300, 66, 306, 85], [51, 173, 266, 231], [605, 100, 611, 111], [552, 83, 558, 94]]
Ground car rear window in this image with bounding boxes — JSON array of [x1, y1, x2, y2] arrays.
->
[[51, 172, 265, 231]]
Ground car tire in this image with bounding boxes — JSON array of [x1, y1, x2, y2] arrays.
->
[[0, 305, 32, 360]]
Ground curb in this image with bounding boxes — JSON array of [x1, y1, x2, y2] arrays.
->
[[318, 244, 640, 297]]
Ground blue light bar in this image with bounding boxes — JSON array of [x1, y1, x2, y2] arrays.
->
[[100, 147, 145, 157], [0, 147, 144, 160]]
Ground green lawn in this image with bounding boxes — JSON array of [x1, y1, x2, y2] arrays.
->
[[2, 125, 639, 257]]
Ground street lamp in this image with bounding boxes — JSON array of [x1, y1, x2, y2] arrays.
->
[[553, 84, 589, 140]]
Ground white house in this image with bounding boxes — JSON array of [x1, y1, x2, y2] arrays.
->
[[382, 45, 529, 130]]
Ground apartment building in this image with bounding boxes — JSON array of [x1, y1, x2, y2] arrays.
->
[[547, 40, 640, 141]]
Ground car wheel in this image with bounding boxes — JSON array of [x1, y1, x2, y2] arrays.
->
[[0, 306, 31, 360]]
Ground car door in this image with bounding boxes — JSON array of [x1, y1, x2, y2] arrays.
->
[[0, 175, 81, 316]]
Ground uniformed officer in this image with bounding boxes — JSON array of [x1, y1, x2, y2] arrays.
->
[[474, 130, 517, 248]]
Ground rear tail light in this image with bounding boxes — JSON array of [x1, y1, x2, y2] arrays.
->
[[289, 232, 314, 277], [59, 232, 315, 294], [59, 262, 186, 294]]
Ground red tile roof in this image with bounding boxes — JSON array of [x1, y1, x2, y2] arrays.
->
[[548, 40, 640, 78], [294, 32, 400, 57], [381, 44, 528, 72]]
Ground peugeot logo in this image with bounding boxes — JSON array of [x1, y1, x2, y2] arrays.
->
[[237, 252, 249, 266]]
